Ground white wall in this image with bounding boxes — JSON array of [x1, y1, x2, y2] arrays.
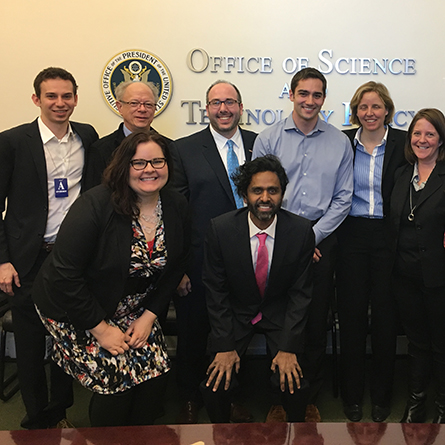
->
[[1, 0, 444, 139]]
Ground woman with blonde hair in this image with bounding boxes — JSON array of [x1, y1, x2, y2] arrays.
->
[[336, 82, 406, 422]]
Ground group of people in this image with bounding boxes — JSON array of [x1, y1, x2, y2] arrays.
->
[[0, 65, 444, 429]]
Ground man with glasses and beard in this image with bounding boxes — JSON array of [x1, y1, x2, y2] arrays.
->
[[200, 155, 314, 423]]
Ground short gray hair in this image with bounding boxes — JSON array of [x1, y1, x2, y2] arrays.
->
[[115, 81, 159, 102]]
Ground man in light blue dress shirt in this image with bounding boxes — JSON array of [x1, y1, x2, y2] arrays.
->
[[253, 67, 353, 421]]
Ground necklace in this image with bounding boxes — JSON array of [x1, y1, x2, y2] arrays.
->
[[139, 199, 162, 235], [408, 185, 416, 222]]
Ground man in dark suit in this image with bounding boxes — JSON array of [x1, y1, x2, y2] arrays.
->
[[200, 155, 314, 423], [0, 67, 98, 429], [87, 80, 171, 187], [169, 80, 257, 423]]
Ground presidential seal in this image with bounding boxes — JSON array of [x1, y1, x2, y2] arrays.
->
[[102, 50, 172, 116]]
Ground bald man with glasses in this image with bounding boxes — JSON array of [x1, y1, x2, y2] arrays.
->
[[87, 80, 171, 188], [169, 80, 257, 424]]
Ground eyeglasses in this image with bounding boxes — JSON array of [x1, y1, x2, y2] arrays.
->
[[120, 100, 156, 110], [207, 99, 240, 109], [130, 158, 167, 170]]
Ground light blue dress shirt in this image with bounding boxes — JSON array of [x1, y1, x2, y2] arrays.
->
[[349, 127, 387, 219], [252, 114, 353, 245]]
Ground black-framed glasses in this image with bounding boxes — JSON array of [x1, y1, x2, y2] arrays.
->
[[130, 158, 167, 170], [119, 100, 156, 110], [207, 99, 240, 108]]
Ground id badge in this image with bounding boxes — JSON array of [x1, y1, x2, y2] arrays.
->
[[54, 178, 68, 198]]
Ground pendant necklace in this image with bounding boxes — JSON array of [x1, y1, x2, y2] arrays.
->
[[408, 185, 416, 222], [139, 199, 162, 235]]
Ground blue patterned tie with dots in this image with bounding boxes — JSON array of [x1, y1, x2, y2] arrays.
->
[[227, 139, 244, 209]]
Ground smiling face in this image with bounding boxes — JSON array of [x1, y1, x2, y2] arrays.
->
[[206, 83, 243, 138], [410, 118, 442, 165], [129, 141, 168, 199], [356, 91, 388, 133], [290, 78, 325, 129], [32, 78, 78, 128], [116, 82, 156, 132], [245, 171, 283, 230]]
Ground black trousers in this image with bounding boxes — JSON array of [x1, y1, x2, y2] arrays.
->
[[200, 323, 309, 423], [392, 272, 445, 365], [174, 281, 210, 403], [9, 249, 73, 429], [336, 217, 397, 407], [299, 233, 337, 404]]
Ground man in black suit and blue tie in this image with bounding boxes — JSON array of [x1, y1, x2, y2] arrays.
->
[[170, 80, 257, 423]]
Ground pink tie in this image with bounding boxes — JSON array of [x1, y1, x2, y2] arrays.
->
[[252, 233, 268, 325]]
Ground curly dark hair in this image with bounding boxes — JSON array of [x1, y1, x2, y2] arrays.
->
[[232, 155, 288, 198], [103, 130, 172, 217]]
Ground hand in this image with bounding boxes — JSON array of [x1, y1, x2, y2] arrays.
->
[[206, 350, 240, 392], [312, 247, 322, 263], [89, 321, 131, 356], [125, 309, 156, 349], [177, 274, 192, 297], [0, 262, 21, 296], [271, 351, 303, 394]]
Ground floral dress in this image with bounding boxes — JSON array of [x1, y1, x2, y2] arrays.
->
[[38, 213, 170, 395]]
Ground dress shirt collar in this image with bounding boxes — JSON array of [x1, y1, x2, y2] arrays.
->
[[210, 124, 242, 151], [123, 124, 133, 137], [38, 117, 73, 143], [283, 113, 326, 137], [411, 162, 427, 191], [354, 126, 388, 149], [248, 212, 277, 239]]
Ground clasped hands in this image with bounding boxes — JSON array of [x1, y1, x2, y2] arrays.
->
[[206, 349, 303, 394], [90, 309, 156, 356]]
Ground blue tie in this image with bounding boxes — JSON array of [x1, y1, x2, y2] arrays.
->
[[226, 140, 244, 209]]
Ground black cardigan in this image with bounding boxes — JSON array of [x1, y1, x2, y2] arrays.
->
[[33, 185, 190, 330]]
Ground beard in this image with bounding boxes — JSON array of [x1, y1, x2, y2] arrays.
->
[[247, 199, 281, 223]]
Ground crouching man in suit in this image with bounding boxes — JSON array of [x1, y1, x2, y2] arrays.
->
[[200, 155, 314, 422]]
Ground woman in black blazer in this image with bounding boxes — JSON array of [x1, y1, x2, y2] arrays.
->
[[336, 82, 406, 422], [390, 109, 445, 424], [33, 131, 190, 427]]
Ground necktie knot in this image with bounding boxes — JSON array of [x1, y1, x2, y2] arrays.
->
[[256, 232, 267, 246]]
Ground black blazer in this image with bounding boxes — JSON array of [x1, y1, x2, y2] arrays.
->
[[390, 161, 445, 288], [344, 125, 407, 218], [0, 119, 98, 277], [32, 185, 190, 330], [169, 126, 257, 281], [203, 208, 314, 355], [86, 123, 172, 189]]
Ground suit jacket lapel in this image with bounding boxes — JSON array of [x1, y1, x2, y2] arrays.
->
[[392, 165, 412, 224], [234, 211, 258, 293], [266, 212, 287, 297], [416, 163, 445, 209], [27, 119, 47, 199], [201, 128, 236, 205], [382, 127, 396, 180]]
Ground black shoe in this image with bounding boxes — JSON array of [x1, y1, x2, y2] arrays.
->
[[400, 392, 427, 423], [433, 397, 445, 424], [344, 404, 362, 422], [230, 402, 254, 423], [177, 401, 200, 424], [371, 405, 390, 422]]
